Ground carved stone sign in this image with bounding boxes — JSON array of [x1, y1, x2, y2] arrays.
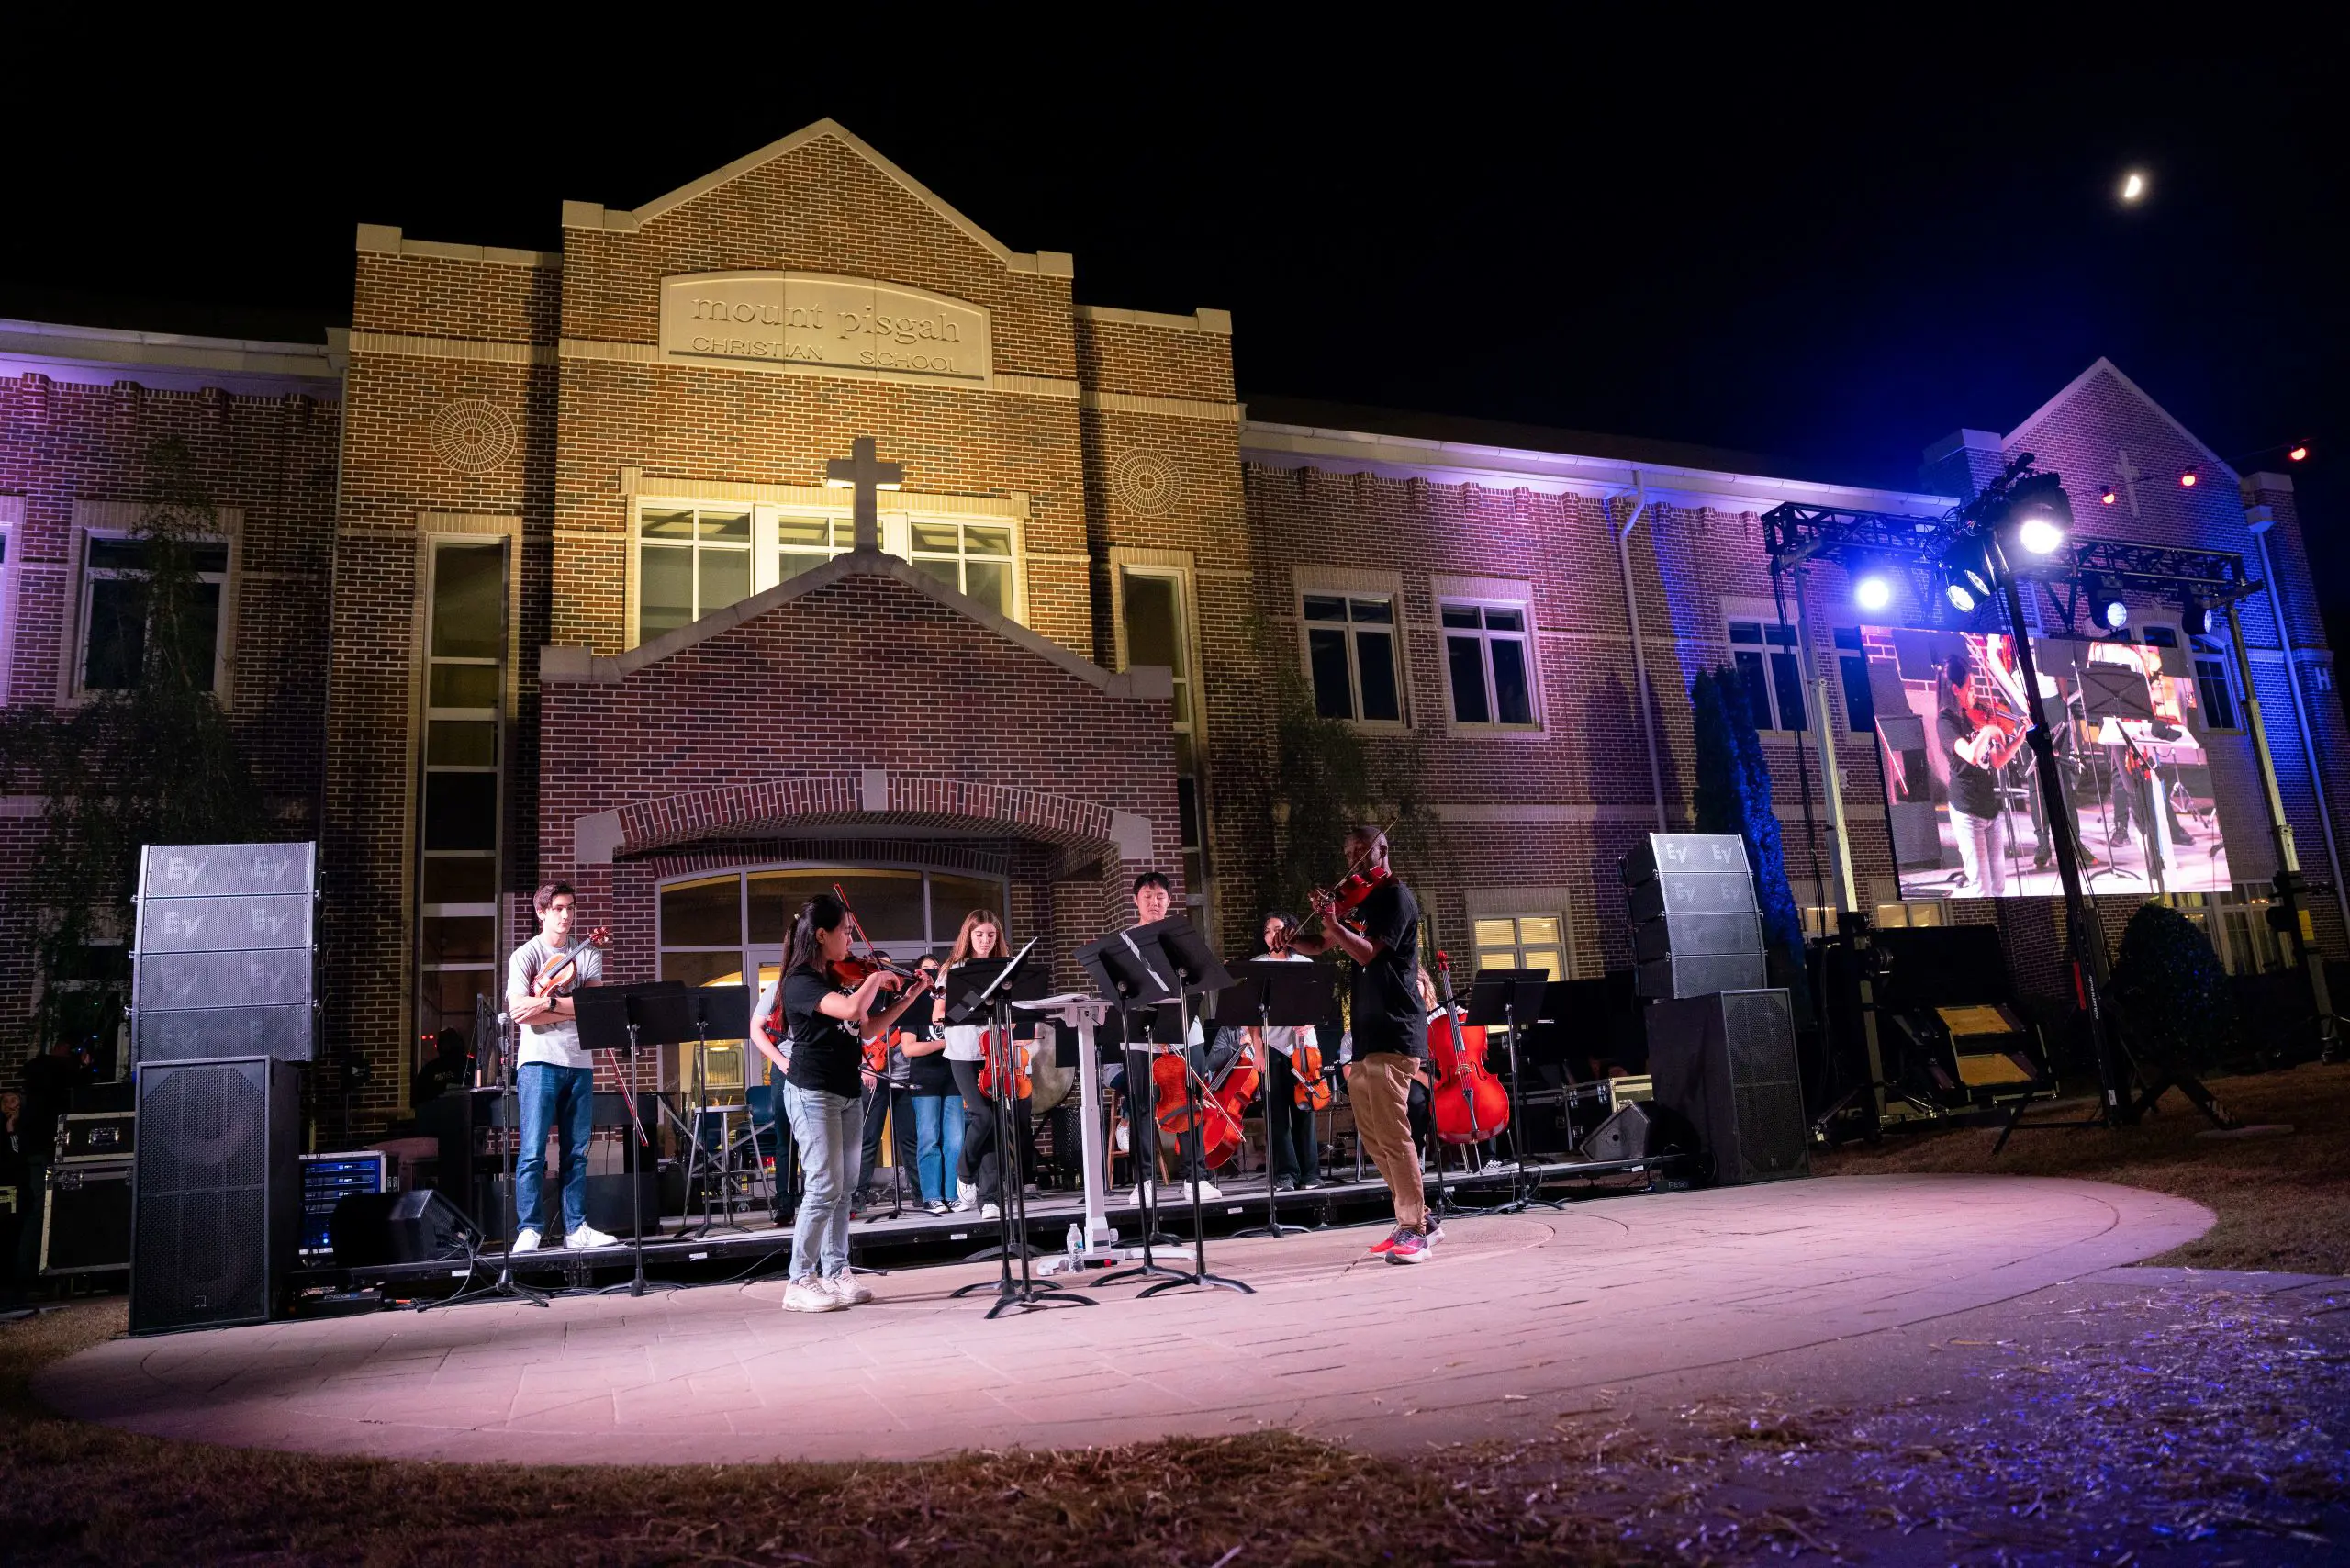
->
[[657, 272, 990, 386]]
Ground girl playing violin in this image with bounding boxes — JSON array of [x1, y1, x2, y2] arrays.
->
[[934, 908, 1027, 1219], [778, 893, 931, 1314]]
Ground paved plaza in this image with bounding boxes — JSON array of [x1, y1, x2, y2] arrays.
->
[[35, 1173, 2212, 1464]]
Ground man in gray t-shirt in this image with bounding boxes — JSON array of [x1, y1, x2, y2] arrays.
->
[[504, 882, 613, 1252]]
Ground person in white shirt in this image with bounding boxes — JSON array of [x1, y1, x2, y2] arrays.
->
[[1251, 913, 1326, 1190], [503, 881, 616, 1253]]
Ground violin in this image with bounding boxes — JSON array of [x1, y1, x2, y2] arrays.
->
[[975, 1025, 1033, 1101], [1291, 1033, 1334, 1111], [1427, 950, 1510, 1146], [531, 926, 611, 997]]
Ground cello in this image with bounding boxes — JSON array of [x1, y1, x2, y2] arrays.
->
[[1427, 950, 1509, 1147]]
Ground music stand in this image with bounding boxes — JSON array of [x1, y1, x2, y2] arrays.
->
[[419, 1005, 549, 1313], [1462, 969, 1558, 1213], [945, 939, 1092, 1318], [676, 985, 753, 1237], [1223, 958, 1329, 1240], [576, 982, 685, 1296], [1079, 924, 1200, 1289], [1115, 919, 1252, 1297]]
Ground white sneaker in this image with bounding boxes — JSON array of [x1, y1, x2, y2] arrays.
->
[[783, 1279, 845, 1313], [1132, 1182, 1156, 1205], [509, 1228, 542, 1254], [1192, 1179, 1224, 1201], [564, 1224, 619, 1250], [957, 1181, 979, 1209], [824, 1274, 875, 1305], [980, 1202, 1002, 1220]]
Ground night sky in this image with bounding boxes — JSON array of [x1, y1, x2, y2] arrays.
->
[[7, 46, 2335, 613]]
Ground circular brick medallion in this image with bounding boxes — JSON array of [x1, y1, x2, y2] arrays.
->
[[430, 400, 518, 475], [1112, 448, 1181, 518]]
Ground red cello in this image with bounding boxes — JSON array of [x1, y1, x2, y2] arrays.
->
[[1427, 950, 1509, 1146]]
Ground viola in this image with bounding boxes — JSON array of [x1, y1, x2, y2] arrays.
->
[[1427, 950, 1510, 1146], [531, 926, 611, 997], [1290, 1034, 1334, 1111]]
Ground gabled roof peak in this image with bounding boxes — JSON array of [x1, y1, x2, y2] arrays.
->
[[559, 119, 1074, 279]]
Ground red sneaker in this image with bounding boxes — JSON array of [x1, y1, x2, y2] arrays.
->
[[1387, 1227, 1432, 1265], [1368, 1226, 1404, 1255]]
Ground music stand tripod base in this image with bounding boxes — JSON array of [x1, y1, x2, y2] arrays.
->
[[1470, 969, 1563, 1214]]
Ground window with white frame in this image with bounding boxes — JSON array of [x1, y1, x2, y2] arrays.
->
[[418, 539, 507, 1073], [910, 521, 1015, 617], [777, 514, 850, 582], [1441, 599, 1537, 727], [1727, 617, 1807, 732], [637, 506, 752, 641], [1120, 566, 1211, 919], [1472, 913, 1566, 980], [78, 533, 229, 694], [1303, 592, 1403, 722]]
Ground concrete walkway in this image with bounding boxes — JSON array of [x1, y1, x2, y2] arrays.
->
[[34, 1174, 2210, 1464]]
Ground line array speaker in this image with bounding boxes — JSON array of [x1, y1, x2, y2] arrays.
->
[[1637, 949, 1769, 1001], [132, 842, 318, 1065], [129, 1056, 300, 1336], [1644, 989, 1809, 1186]]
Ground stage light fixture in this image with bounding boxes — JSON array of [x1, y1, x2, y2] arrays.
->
[[2086, 573, 2129, 632], [1942, 574, 1978, 614], [2121, 171, 2146, 202], [2179, 467, 2199, 487], [2100, 484, 2118, 505], [2017, 515, 2065, 555], [1854, 571, 1894, 612], [2000, 471, 2072, 556], [2290, 443, 2310, 462], [2179, 588, 2213, 637]]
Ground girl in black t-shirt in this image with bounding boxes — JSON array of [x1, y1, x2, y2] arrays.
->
[[778, 894, 931, 1313]]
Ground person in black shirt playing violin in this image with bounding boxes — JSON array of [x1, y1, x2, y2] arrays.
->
[[1289, 824, 1435, 1264], [777, 893, 931, 1313]]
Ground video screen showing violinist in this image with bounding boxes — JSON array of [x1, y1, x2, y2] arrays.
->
[[1862, 625, 2237, 901]]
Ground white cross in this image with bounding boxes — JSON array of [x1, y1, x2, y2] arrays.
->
[[2112, 449, 2143, 517], [823, 435, 903, 552]]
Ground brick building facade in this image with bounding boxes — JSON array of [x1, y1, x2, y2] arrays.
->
[[4, 120, 2341, 1118]]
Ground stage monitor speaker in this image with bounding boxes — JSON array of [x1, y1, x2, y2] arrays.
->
[[1632, 910, 1764, 963], [1645, 989, 1809, 1185], [1636, 950, 1768, 1000], [1575, 1102, 1652, 1163], [329, 1189, 480, 1267], [129, 1056, 301, 1336]]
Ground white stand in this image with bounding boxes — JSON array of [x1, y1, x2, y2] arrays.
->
[[1015, 994, 1119, 1256]]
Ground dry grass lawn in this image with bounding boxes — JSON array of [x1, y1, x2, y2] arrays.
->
[[1815, 1059, 2350, 1275]]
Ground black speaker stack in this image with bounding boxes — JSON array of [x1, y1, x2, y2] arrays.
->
[[128, 842, 317, 1335], [1621, 834, 1808, 1185]]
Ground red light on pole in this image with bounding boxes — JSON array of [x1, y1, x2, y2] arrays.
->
[[2290, 444, 2310, 462], [2179, 468, 2199, 487], [2100, 485, 2118, 505]]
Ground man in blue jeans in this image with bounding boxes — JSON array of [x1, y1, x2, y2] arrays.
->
[[505, 880, 618, 1253]]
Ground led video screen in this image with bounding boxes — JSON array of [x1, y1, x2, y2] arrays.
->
[[1860, 626, 2235, 900]]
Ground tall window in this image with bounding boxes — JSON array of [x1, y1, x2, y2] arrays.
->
[[911, 521, 1015, 617], [1728, 618, 1807, 732], [777, 515, 849, 582], [419, 540, 506, 1070], [1304, 593, 1402, 722], [1441, 601, 1536, 727], [1122, 568, 1209, 915], [1472, 914, 1565, 980], [638, 506, 751, 640], [78, 535, 229, 693]]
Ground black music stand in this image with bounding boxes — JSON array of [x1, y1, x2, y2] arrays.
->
[[677, 985, 753, 1238], [945, 939, 1092, 1318], [576, 982, 684, 1296], [1080, 924, 1197, 1289], [419, 1005, 549, 1314], [939, 954, 1048, 1266], [1464, 969, 1558, 1213], [1112, 920, 1252, 1297], [1222, 958, 1329, 1240]]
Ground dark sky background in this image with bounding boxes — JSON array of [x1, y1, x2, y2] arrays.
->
[[6, 42, 2336, 614]]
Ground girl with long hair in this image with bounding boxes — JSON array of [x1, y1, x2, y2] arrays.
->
[[934, 908, 1025, 1217], [776, 893, 931, 1312]]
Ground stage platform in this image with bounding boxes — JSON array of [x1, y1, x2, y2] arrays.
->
[[324, 1154, 1668, 1295], [36, 1173, 2212, 1463]]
